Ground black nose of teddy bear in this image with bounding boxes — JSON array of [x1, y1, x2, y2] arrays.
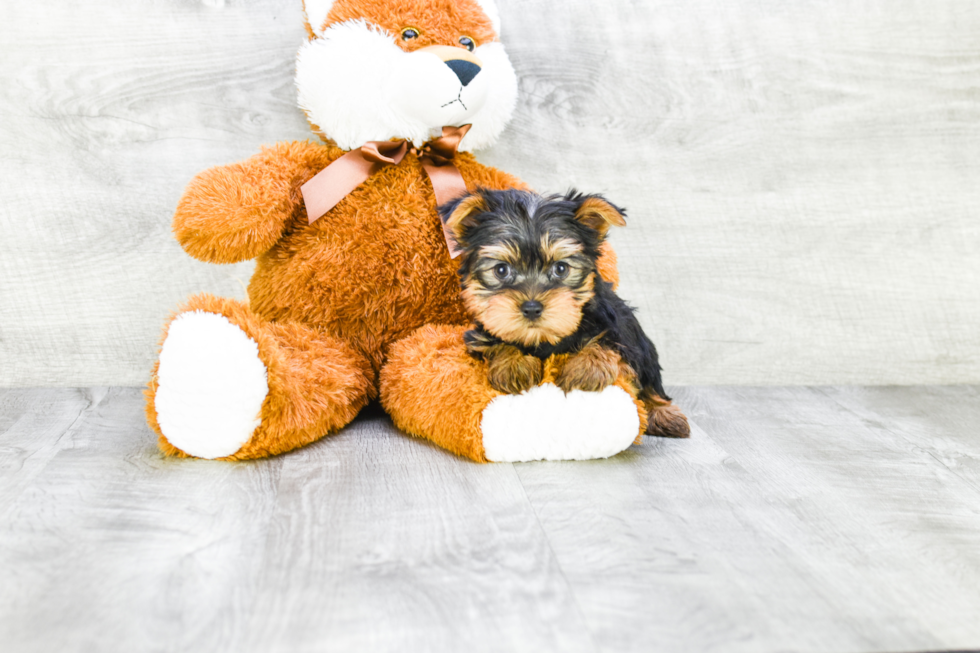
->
[[521, 300, 543, 320], [445, 59, 481, 87]]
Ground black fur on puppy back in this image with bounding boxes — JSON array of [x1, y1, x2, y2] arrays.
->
[[582, 279, 670, 401]]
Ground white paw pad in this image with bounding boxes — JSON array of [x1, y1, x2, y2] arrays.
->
[[481, 383, 640, 462], [154, 311, 269, 459]]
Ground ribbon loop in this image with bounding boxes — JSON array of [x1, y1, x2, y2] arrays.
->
[[360, 140, 409, 165], [418, 124, 472, 167]]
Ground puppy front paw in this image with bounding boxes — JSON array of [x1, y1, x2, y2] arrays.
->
[[485, 345, 543, 394], [556, 342, 621, 393]]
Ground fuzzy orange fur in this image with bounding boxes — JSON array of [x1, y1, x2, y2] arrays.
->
[[381, 324, 648, 462], [152, 139, 627, 459], [173, 142, 332, 264], [151, 0, 638, 462], [379, 324, 497, 461], [171, 142, 526, 374], [313, 0, 497, 50], [146, 293, 375, 460], [151, 137, 628, 461], [151, 141, 552, 459]]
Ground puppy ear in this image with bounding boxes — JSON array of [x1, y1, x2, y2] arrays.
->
[[573, 195, 627, 238], [441, 192, 487, 246]]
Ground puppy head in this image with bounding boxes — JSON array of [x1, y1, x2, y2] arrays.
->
[[297, 0, 516, 151], [441, 188, 626, 347]]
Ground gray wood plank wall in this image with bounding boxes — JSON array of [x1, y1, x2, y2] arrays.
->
[[2, 0, 979, 386]]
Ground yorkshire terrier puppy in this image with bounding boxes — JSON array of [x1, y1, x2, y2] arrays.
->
[[441, 188, 690, 439]]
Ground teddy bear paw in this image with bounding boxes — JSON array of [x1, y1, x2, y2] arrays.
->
[[154, 311, 269, 459], [480, 383, 640, 462]]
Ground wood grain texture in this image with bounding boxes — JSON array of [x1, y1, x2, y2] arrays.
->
[[0, 392, 594, 653], [239, 406, 595, 653], [2, 386, 980, 652], [2, 0, 980, 385], [0, 388, 287, 652]]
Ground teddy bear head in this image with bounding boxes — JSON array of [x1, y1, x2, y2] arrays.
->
[[298, 0, 517, 152]]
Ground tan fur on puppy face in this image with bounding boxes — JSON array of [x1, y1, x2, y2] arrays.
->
[[459, 217, 597, 347], [540, 235, 582, 261], [477, 242, 520, 263], [462, 274, 594, 348]]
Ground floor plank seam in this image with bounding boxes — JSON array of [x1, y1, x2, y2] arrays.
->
[[814, 386, 980, 499], [54, 388, 108, 449], [511, 463, 604, 653]]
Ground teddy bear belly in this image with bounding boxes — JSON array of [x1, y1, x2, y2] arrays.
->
[[246, 208, 468, 372]]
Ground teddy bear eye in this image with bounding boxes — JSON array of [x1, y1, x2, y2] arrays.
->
[[459, 36, 475, 52], [492, 263, 511, 281], [401, 27, 420, 41]]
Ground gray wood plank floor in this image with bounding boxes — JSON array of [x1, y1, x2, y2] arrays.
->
[[1, 387, 978, 653]]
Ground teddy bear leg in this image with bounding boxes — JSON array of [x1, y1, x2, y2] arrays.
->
[[380, 324, 645, 463], [146, 294, 374, 460]]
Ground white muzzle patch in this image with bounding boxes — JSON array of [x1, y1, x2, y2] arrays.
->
[[296, 20, 517, 152]]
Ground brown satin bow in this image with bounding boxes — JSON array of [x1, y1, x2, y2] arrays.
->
[[301, 125, 472, 257]]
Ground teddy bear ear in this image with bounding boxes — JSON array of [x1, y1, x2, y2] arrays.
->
[[473, 0, 502, 34], [304, 0, 500, 37], [572, 194, 627, 238], [304, 0, 335, 37], [441, 193, 488, 246]]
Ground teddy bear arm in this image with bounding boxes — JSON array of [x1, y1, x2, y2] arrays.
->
[[381, 325, 648, 463], [173, 141, 331, 264]]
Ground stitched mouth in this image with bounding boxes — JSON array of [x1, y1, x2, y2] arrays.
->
[[440, 87, 467, 111]]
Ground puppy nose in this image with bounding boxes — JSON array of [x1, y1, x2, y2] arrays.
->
[[521, 300, 543, 320], [445, 59, 481, 86]]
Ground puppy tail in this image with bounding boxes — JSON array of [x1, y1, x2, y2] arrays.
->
[[640, 389, 691, 438]]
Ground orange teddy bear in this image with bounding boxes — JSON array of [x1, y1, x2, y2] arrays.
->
[[146, 0, 681, 462]]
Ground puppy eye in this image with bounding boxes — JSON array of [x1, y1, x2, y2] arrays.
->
[[552, 262, 570, 279], [459, 36, 475, 52], [492, 263, 511, 281], [401, 27, 420, 40]]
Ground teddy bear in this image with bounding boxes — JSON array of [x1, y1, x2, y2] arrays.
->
[[145, 0, 686, 463]]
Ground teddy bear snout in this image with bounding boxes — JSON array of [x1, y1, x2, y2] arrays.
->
[[416, 45, 484, 88], [445, 59, 481, 87]]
